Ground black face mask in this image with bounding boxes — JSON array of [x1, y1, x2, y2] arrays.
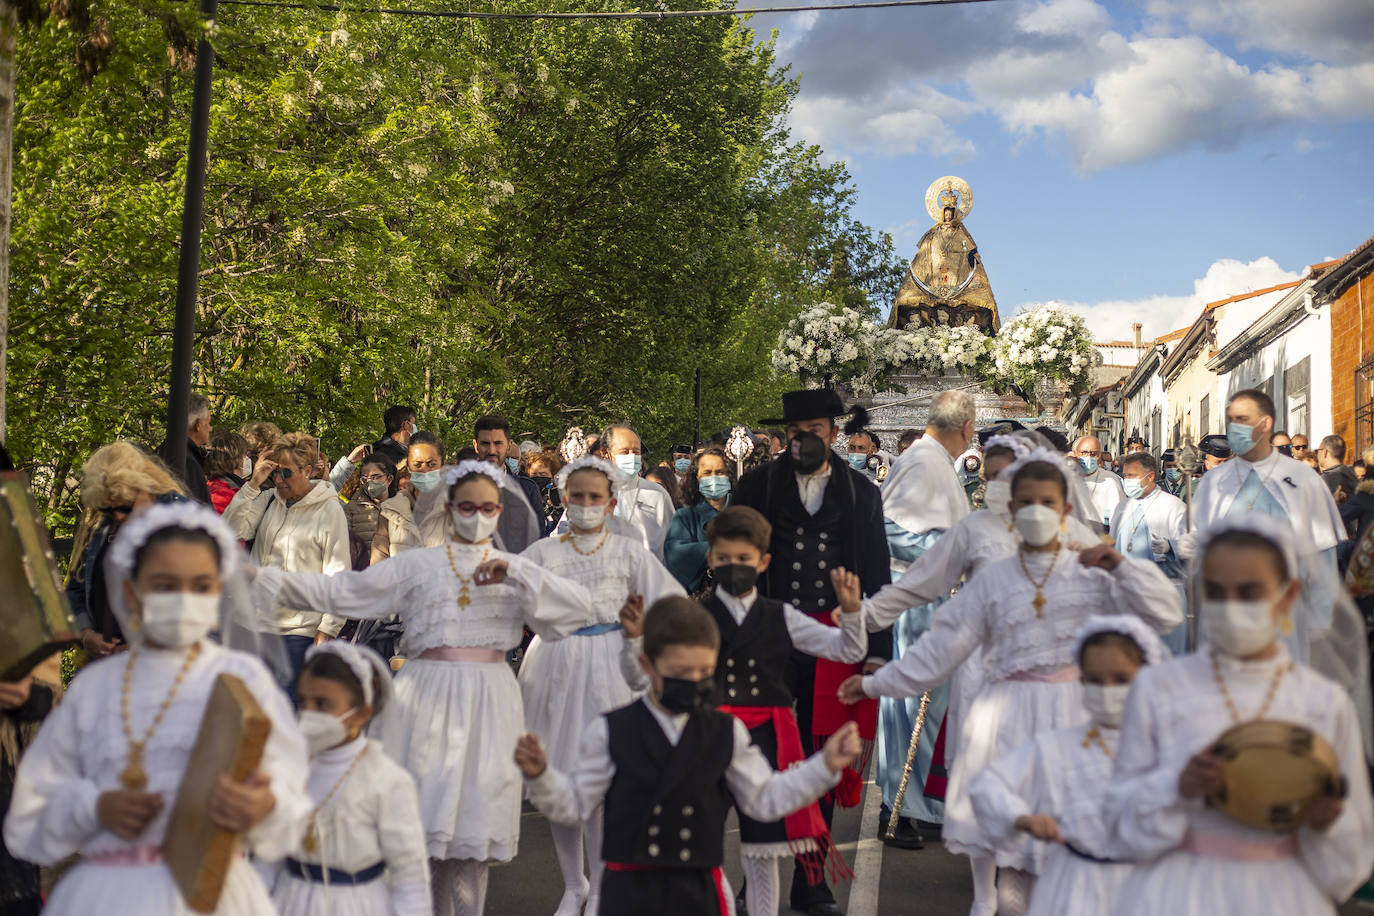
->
[[713, 564, 759, 598], [531, 475, 553, 490], [657, 675, 716, 715], [790, 432, 829, 475]]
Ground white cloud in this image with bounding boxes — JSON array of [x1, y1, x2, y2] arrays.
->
[[1144, 0, 1374, 65], [790, 86, 977, 159], [1010, 256, 1301, 341]]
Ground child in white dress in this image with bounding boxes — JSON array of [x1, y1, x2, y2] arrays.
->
[[518, 456, 685, 916], [1105, 515, 1374, 916], [838, 449, 1182, 916], [3, 502, 310, 915], [268, 641, 430, 916], [968, 615, 1167, 916], [254, 460, 594, 916]]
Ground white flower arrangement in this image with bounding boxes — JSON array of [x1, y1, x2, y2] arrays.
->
[[990, 303, 1096, 398], [870, 324, 993, 384], [769, 303, 885, 389]]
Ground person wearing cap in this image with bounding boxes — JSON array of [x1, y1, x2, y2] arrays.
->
[[1110, 452, 1188, 654], [1070, 436, 1125, 531], [1199, 434, 1232, 472], [1180, 389, 1343, 662], [670, 443, 694, 484], [732, 388, 892, 916], [1159, 449, 1183, 496]]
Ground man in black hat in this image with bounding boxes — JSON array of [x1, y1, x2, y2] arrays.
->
[[733, 388, 891, 916], [1199, 433, 1232, 472]]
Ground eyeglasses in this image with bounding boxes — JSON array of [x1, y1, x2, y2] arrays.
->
[[99, 504, 135, 517], [451, 501, 501, 517], [270, 468, 295, 480], [361, 475, 390, 483]]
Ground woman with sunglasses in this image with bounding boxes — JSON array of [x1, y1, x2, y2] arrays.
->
[[252, 460, 594, 916], [224, 432, 351, 691], [66, 441, 189, 662]]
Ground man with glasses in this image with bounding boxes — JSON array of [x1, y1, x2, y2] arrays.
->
[[1071, 434, 1126, 530]]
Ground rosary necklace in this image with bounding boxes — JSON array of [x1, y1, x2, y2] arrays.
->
[[1017, 546, 1061, 618], [447, 543, 492, 609], [119, 642, 203, 790], [563, 529, 610, 557], [302, 743, 368, 855], [1082, 726, 1113, 759], [1209, 651, 1291, 722]]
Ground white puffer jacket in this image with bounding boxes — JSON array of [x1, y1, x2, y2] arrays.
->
[[224, 479, 351, 637]]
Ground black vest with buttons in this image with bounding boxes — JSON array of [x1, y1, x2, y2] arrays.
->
[[602, 701, 735, 870], [704, 594, 794, 707], [770, 491, 848, 619]]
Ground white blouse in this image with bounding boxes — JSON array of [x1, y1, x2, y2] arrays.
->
[[521, 531, 685, 626]]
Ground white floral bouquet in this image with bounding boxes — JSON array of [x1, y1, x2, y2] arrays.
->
[[770, 303, 883, 389], [991, 303, 1096, 398], [872, 325, 994, 382]]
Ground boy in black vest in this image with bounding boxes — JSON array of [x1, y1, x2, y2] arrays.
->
[[515, 596, 862, 916]]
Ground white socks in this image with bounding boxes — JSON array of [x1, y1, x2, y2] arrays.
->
[[551, 822, 591, 914], [741, 855, 781, 916], [969, 855, 996, 915], [996, 867, 1034, 916], [432, 858, 489, 916]]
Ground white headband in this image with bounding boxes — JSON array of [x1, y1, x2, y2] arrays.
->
[[1193, 513, 1299, 582], [443, 459, 505, 491], [1073, 614, 1169, 667], [305, 640, 392, 709], [107, 500, 243, 581], [1001, 446, 1074, 485], [555, 455, 628, 496], [984, 434, 1033, 460]]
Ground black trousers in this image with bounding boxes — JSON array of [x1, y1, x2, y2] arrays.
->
[[784, 651, 835, 905], [600, 867, 726, 916]]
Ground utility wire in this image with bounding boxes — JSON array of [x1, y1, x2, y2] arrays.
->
[[214, 0, 1000, 21]]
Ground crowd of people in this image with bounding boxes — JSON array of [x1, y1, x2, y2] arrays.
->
[[0, 385, 1371, 916]]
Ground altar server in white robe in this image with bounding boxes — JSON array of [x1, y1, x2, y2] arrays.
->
[[1071, 435, 1125, 530], [874, 389, 975, 836], [968, 615, 1168, 916], [839, 449, 1181, 916], [1180, 389, 1344, 661], [519, 456, 685, 916], [269, 641, 430, 916], [864, 433, 1100, 914], [254, 461, 594, 916], [4, 502, 310, 916], [1105, 515, 1374, 916], [1109, 451, 1187, 654]]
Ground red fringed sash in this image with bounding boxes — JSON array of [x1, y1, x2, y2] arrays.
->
[[810, 646, 877, 810], [923, 716, 948, 800]]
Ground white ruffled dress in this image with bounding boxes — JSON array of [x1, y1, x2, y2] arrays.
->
[[2, 641, 310, 916]]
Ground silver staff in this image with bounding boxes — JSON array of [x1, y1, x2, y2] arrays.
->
[[885, 689, 932, 841]]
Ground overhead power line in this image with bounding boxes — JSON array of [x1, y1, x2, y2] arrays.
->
[[215, 0, 1001, 21]]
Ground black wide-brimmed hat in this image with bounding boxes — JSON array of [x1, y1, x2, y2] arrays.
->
[[764, 389, 849, 425]]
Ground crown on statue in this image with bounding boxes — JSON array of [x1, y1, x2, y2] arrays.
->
[[939, 186, 960, 211]]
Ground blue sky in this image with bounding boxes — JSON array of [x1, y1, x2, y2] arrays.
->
[[743, 0, 1374, 340]]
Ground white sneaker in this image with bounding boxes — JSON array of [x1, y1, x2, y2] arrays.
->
[[968, 903, 997, 916]]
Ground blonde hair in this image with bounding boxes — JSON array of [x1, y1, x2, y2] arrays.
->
[[270, 432, 321, 471], [79, 441, 187, 509]]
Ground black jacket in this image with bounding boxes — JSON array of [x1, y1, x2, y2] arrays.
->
[[370, 435, 409, 469], [156, 438, 211, 504]]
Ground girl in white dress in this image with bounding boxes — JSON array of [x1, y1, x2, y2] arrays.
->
[[518, 456, 685, 916], [968, 615, 1167, 916], [1105, 515, 1374, 916], [253, 460, 594, 916], [3, 502, 310, 915], [269, 641, 430, 916], [838, 449, 1182, 916]]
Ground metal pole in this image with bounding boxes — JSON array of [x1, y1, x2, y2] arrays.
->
[[166, 0, 218, 472], [693, 367, 702, 450]]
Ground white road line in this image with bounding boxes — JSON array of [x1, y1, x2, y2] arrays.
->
[[847, 762, 884, 916]]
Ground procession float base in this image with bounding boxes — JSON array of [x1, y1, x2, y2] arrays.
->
[[857, 373, 1051, 444]]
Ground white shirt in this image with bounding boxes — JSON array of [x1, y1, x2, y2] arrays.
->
[[1109, 486, 1186, 564], [881, 434, 969, 536], [524, 697, 840, 828], [1183, 449, 1344, 556], [1079, 467, 1127, 527], [795, 466, 833, 516], [555, 477, 676, 558]]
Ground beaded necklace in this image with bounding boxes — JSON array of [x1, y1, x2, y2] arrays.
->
[[1209, 651, 1291, 723], [119, 642, 203, 790], [446, 543, 492, 609], [1017, 545, 1061, 618], [562, 529, 610, 557], [302, 743, 369, 855]]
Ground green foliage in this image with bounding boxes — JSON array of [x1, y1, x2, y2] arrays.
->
[[8, 0, 901, 534]]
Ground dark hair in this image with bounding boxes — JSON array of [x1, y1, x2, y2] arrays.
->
[[300, 651, 388, 715], [383, 405, 416, 435], [132, 525, 223, 577], [1121, 452, 1158, 476], [455, 446, 478, 462], [1229, 388, 1276, 421], [680, 447, 734, 507], [409, 431, 445, 462], [360, 456, 399, 499], [642, 596, 720, 661], [1270, 430, 1289, 442], [705, 505, 771, 553], [474, 415, 512, 439], [1320, 435, 1347, 463], [898, 429, 921, 451], [1204, 529, 1290, 581], [983, 444, 1015, 463], [1011, 460, 1068, 500], [1035, 426, 1072, 453], [848, 429, 879, 451], [646, 466, 683, 510], [446, 469, 501, 503], [204, 431, 250, 480], [766, 429, 786, 447], [1077, 630, 1146, 667]]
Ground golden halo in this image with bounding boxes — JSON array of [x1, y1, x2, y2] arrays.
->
[[924, 175, 973, 222]]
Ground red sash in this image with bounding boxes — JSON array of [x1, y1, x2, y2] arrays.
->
[[808, 618, 877, 808], [923, 716, 948, 800]]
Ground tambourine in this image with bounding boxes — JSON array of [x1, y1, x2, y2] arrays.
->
[[1206, 719, 1346, 833]]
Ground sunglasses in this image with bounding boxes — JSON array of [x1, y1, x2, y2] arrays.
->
[[270, 467, 296, 480], [451, 501, 502, 517]]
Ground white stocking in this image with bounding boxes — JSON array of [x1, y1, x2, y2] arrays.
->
[[968, 855, 996, 916], [432, 858, 489, 916], [741, 855, 781, 916], [551, 822, 590, 912], [996, 867, 1034, 916], [584, 813, 605, 905]]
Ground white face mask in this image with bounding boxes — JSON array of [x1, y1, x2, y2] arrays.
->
[[985, 479, 1011, 518], [450, 508, 501, 543], [567, 503, 608, 531], [1201, 598, 1278, 657], [1013, 504, 1061, 547], [137, 591, 219, 648], [297, 708, 357, 756], [1082, 683, 1131, 728], [239, 456, 253, 479]]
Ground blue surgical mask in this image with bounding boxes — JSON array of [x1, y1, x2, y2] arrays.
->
[[1227, 422, 1257, 457], [847, 453, 869, 471], [410, 469, 443, 493], [1165, 468, 1182, 483], [674, 457, 691, 474], [505, 457, 520, 474], [1078, 456, 1098, 475], [699, 475, 731, 500], [1123, 477, 1145, 499], [615, 454, 643, 477]]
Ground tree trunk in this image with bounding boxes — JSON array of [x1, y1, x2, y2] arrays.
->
[[0, 1, 16, 445]]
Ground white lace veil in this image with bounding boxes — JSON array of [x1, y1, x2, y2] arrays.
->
[[411, 459, 541, 551], [104, 501, 289, 681], [1190, 513, 1373, 761], [993, 433, 1100, 533]]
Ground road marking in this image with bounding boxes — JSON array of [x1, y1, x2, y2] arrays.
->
[[847, 764, 884, 916]]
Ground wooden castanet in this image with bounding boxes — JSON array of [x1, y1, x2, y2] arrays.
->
[[0, 472, 78, 681], [1207, 719, 1345, 833], [163, 673, 271, 913]]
